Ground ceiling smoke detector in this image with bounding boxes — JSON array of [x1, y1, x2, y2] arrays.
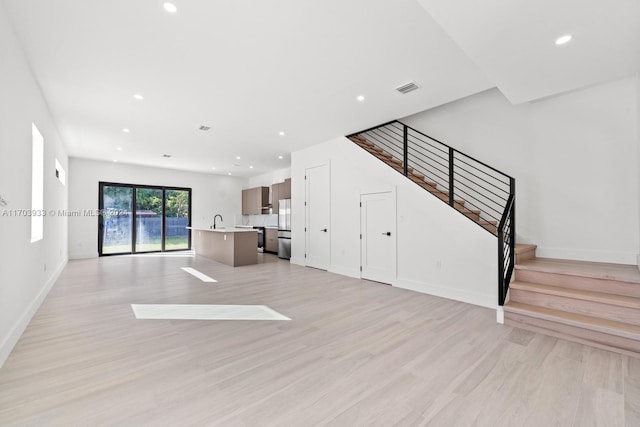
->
[[199, 125, 211, 131], [395, 82, 419, 94]]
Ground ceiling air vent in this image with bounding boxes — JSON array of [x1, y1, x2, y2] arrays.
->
[[199, 125, 211, 131], [395, 81, 419, 94]]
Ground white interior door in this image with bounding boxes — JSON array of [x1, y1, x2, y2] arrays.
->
[[305, 164, 330, 270], [361, 191, 396, 284]]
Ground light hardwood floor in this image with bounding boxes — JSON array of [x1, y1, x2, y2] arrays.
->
[[0, 253, 638, 426]]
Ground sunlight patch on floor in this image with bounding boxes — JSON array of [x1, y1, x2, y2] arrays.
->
[[131, 304, 291, 321], [180, 267, 217, 282]]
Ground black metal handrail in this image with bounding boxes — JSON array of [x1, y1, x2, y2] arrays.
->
[[348, 121, 515, 306]]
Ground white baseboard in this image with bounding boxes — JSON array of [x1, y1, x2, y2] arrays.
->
[[328, 264, 360, 279], [535, 247, 636, 265], [290, 256, 305, 267], [637, 254, 640, 272], [69, 251, 98, 260], [0, 258, 68, 369], [395, 278, 497, 310], [496, 307, 504, 324]]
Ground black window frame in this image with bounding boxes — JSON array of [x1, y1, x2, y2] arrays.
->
[[98, 182, 192, 256]]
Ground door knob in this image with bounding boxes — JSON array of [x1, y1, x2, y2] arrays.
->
[[321, 228, 328, 232], [381, 232, 391, 236]]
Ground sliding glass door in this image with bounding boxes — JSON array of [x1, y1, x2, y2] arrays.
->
[[135, 187, 163, 253], [98, 182, 191, 256], [100, 184, 133, 255], [165, 189, 190, 250]]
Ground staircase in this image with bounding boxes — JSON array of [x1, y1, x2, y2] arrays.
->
[[505, 244, 640, 356], [349, 134, 497, 233], [347, 121, 516, 306]]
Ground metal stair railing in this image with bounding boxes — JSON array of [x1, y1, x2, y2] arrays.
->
[[348, 121, 515, 306]]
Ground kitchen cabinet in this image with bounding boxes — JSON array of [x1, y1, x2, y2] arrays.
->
[[265, 228, 278, 253], [242, 186, 269, 215], [282, 178, 291, 199], [271, 182, 280, 215], [271, 179, 291, 215]]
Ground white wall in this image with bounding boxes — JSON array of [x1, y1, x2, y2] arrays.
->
[[635, 73, 640, 270], [637, 74, 640, 270], [291, 137, 498, 308], [248, 167, 291, 188], [68, 158, 248, 259], [404, 76, 640, 265], [0, 3, 69, 367]]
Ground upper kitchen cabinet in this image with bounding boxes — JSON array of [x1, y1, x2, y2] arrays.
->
[[282, 178, 291, 199], [271, 178, 291, 215], [242, 186, 269, 215], [271, 182, 280, 215]]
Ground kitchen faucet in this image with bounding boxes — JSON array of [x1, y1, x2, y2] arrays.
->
[[213, 214, 223, 229]]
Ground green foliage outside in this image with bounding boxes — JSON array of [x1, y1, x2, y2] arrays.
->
[[103, 187, 189, 217]]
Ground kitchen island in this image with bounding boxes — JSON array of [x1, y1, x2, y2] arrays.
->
[[188, 227, 258, 267]]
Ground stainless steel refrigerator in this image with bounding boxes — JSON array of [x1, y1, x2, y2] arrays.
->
[[277, 199, 291, 259]]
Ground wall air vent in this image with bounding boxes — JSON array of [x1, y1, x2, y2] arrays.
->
[[162, 154, 172, 158], [199, 125, 211, 131], [395, 82, 419, 94]]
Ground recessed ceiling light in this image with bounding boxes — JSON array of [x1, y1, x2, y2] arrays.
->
[[116, 147, 123, 151], [555, 34, 572, 45], [163, 2, 177, 13], [211, 166, 216, 170], [278, 155, 283, 159], [133, 94, 144, 100], [357, 95, 365, 102], [249, 165, 254, 169], [228, 172, 232, 176], [236, 156, 241, 160], [279, 131, 285, 136], [113, 160, 118, 163], [122, 128, 130, 133]]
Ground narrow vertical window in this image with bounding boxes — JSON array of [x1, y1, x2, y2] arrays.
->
[[31, 123, 44, 242]]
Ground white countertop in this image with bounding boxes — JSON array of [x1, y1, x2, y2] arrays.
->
[[187, 227, 257, 233]]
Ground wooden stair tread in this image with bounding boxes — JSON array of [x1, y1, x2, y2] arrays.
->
[[348, 135, 497, 236], [456, 207, 480, 215], [516, 258, 640, 284], [504, 301, 640, 339], [515, 244, 537, 255], [505, 315, 640, 357], [515, 243, 537, 263], [361, 144, 383, 154], [510, 281, 640, 309]]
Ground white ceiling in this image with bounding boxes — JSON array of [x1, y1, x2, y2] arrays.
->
[[4, 0, 639, 177], [418, 0, 640, 104]]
